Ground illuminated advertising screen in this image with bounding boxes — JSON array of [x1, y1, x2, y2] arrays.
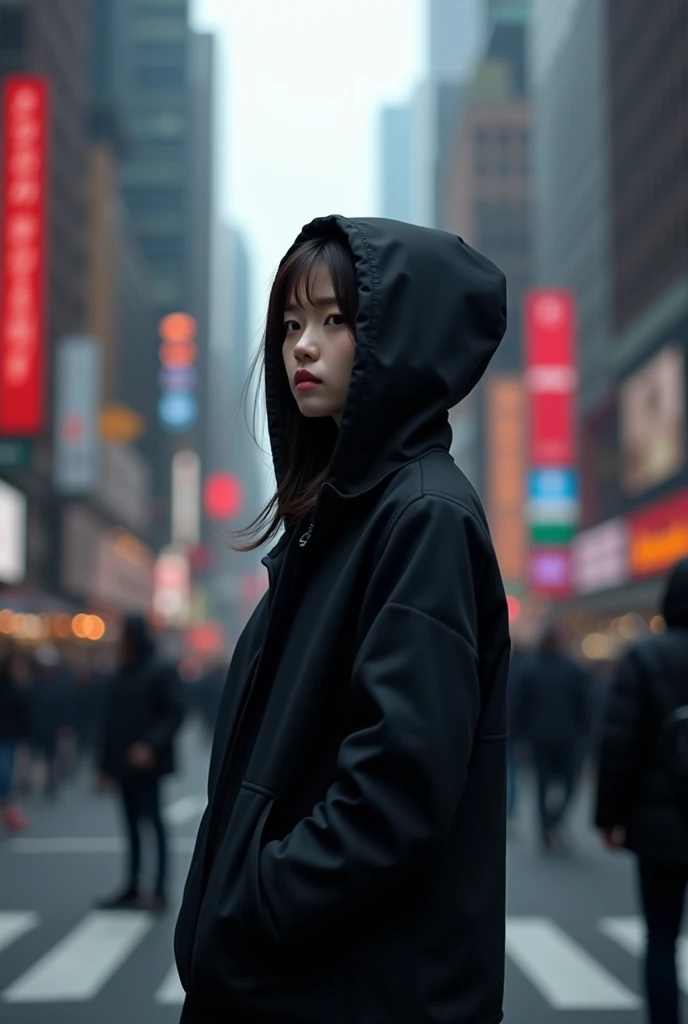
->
[[628, 489, 688, 579], [524, 289, 578, 597], [0, 76, 49, 436], [620, 345, 686, 497], [0, 479, 27, 584], [524, 290, 577, 467], [572, 518, 629, 596]]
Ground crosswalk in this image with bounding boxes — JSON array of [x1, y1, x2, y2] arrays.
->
[[0, 908, 676, 1011]]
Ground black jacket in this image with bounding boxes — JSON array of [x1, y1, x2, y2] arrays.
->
[[595, 558, 688, 861], [0, 661, 30, 742], [512, 650, 591, 745], [175, 216, 510, 1024], [99, 655, 184, 782]]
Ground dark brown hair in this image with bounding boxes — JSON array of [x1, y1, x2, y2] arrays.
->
[[234, 234, 358, 551]]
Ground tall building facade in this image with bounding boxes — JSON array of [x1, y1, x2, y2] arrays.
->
[[440, 1, 532, 598], [530, 0, 614, 533], [409, 0, 482, 228], [429, 0, 482, 81], [0, 0, 92, 604], [207, 225, 265, 641], [607, 0, 688, 370], [91, 1, 215, 551], [188, 30, 215, 484], [115, 0, 191, 316], [379, 105, 413, 220], [528, 0, 688, 645]]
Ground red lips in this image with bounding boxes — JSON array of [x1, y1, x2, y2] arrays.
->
[[294, 369, 321, 385]]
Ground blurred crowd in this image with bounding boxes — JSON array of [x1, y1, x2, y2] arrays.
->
[[0, 628, 225, 835]]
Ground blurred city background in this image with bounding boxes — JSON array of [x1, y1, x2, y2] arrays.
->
[[0, 0, 686, 1022]]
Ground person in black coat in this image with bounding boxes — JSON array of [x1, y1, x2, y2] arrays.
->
[[595, 558, 688, 1024], [513, 624, 591, 852], [0, 648, 32, 831], [98, 614, 184, 912], [174, 217, 511, 1024]]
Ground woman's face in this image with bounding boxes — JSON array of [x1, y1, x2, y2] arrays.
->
[[282, 265, 355, 426]]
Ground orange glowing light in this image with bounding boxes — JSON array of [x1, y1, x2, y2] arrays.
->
[[158, 313, 197, 346]]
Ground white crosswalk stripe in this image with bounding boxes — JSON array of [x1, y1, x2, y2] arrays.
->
[[165, 795, 207, 826], [2, 911, 154, 1003], [0, 908, 663, 1010], [0, 912, 39, 955], [506, 917, 641, 1010], [155, 965, 185, 1005], [600, 915, 688, 993]]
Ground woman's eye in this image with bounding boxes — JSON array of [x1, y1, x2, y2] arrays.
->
[[326, 314, 346, 327], [284, 320, 300, 334]]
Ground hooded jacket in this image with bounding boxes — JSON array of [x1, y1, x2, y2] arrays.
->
[[595, 558, 688, 860], [175, 216, 510, 1024]]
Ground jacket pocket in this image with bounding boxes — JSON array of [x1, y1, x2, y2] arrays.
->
[[190, 782, 349, 1021], [190, 783, 275, 994]]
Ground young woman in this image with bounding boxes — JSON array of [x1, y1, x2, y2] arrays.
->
[[175, 216, 511, 1024]]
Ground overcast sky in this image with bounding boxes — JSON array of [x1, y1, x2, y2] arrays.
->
[[191, 0, 424, 336]]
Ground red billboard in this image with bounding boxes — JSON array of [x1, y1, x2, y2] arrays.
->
[[0, 76, 49, 436], [524, 290, 577, 467]]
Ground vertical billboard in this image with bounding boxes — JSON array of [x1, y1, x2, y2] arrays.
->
[[172, 449, 201, 546], [0, 76, 49, 436], [0, 479, 27, 584], [620, 344, 686, 496], [54, 336, 102, 494], [486, 376, 525, 589], [524, 290, 578, 597]]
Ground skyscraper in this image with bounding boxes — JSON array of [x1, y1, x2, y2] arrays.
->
[[379, 105, 413, 221], [429, 0, 482, 80], [93, 1, 215, 549], [410, 0, 482, 227], [117, 0, 191, 316]]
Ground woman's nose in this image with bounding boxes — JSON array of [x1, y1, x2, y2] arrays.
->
[[294, 329, 319, 359]]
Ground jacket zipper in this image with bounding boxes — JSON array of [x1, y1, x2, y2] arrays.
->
[[299, 515, 314, 548], [184, 514, 315, 998]]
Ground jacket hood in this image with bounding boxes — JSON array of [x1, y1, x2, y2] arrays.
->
[[266, 216, 507, 497], [662, 558, 688, 628]]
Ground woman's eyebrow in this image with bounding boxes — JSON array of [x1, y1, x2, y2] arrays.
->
[[284, 295, 338, 314]]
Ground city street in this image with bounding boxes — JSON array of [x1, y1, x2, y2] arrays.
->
[[0, 727, 682, 1023]]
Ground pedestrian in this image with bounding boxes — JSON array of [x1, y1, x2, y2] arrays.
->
[[97, 613, 185, 912], [29, 645, 70, 798], [506, 641, 528, 835], [513, 623, 591, 852], [595, 558, 688, 1024], [174, 216, 511, 1023], [0, 647, 32, 832]]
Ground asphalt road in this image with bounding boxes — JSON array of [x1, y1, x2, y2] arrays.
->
[[0, 726, 679, 1023]]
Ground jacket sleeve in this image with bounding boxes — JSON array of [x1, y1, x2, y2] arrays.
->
[[594, 650, 647, 830], [142, 663, 185, 752], [246, 494, 506, 945]]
